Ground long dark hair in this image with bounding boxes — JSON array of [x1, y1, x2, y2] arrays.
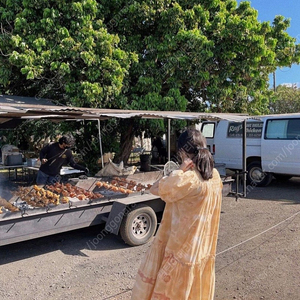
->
[[177, 128, 214, 180]]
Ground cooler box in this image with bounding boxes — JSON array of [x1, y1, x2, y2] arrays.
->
[[2, 144, 22, 166], [26, 158, 39, 167], [5, 154, 23, 166]]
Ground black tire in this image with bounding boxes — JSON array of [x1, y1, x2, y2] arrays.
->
[[247, 161, 273, 187], [120, 204, 157, 246], [274, 174, 293, 181]]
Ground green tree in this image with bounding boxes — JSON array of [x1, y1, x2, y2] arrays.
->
[[270, 84, 300, 114], [0, 0, 136, 106], [100, 0, 300, 162], [0, 0, 138, 169], [1, 1, 300, 165]]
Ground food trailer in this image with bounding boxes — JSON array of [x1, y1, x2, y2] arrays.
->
[[0, 95, 243, 247], [0, 172, 165, 247]]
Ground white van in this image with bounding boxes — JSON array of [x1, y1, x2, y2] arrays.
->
[[201, 114, 300, 186]]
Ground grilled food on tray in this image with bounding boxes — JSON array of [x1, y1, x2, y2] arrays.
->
[[13, 182, 104, 208], [95, 177, 152, 193], [46, 182, 104, 200], [61, 196, 69, 204], [9, 177, 153, 211], [95, 180, 133, 194], [14, 186, 60, 207]]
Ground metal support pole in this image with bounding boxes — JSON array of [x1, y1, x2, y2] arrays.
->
[[167, 118, 171, 162], [243, 120, 247, 197], [97, 119, 104, 168]]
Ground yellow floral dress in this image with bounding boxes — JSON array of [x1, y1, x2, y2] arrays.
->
[[131, 168, 223, 300]]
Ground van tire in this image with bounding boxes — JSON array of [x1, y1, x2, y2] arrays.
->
[[247, 162, 273, 187], [120, 204, 157, 246]]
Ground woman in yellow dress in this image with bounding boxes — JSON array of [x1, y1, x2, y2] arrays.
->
[[131, 128, 223, 300]]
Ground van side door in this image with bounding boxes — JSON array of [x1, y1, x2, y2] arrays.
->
[[261, 117, 300, 175]]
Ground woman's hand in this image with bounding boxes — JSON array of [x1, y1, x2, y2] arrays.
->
[[179, 158, 194, 172], [149, 180, 160, 196]]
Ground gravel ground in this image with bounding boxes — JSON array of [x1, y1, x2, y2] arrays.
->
[[0, 173, 300, 300]]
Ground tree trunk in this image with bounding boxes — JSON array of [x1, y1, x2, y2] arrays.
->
[[114, 119, 135, 164]]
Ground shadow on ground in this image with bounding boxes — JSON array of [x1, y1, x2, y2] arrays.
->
[[0, 171, 136, 264], [228, 176, 300, 204], [0, 224, 130, 266]]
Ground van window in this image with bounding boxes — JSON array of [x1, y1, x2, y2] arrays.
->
[[287, 119, 300, 139], [201, 123, 215, 138], [265, 118, 300, 139]]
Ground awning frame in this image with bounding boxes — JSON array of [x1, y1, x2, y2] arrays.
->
[[1, 94, 267, 198]]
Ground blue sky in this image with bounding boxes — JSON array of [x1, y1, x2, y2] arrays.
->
[[237, 0, 300, 87]]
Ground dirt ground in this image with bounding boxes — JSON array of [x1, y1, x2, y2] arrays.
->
[[0, 171, 300, 300]]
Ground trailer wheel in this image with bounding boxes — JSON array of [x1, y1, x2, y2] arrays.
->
[[120, 204, 157, 246], [247, 161, 273, 187]]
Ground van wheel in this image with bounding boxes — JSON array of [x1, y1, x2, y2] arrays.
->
[[120, 204, 157, 246], [247, 162, 273, 187]]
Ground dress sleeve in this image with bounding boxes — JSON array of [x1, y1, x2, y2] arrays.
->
[[158, 169, 204, 203]]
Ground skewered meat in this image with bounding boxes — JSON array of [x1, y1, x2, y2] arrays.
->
[[14, 186, 60, 208], [95, 177, 152, 193], [61, 197, 69, 204], [77, 194, 86, 200], [46, 183, 103, 200], [95, 181, 103, 187]]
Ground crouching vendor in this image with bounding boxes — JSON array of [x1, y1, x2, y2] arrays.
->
[[36, 136, 88, 185]]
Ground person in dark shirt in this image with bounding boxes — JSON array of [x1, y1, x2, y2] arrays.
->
[[36, 136, 88, 185], [152, 136, 166, 164]]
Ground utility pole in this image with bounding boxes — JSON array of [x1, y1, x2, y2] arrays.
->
[[273, 71, 276, 92]]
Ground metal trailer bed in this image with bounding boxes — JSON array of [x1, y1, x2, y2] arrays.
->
[[0, 174, 165, 247], [0, 169, 233, 247]]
